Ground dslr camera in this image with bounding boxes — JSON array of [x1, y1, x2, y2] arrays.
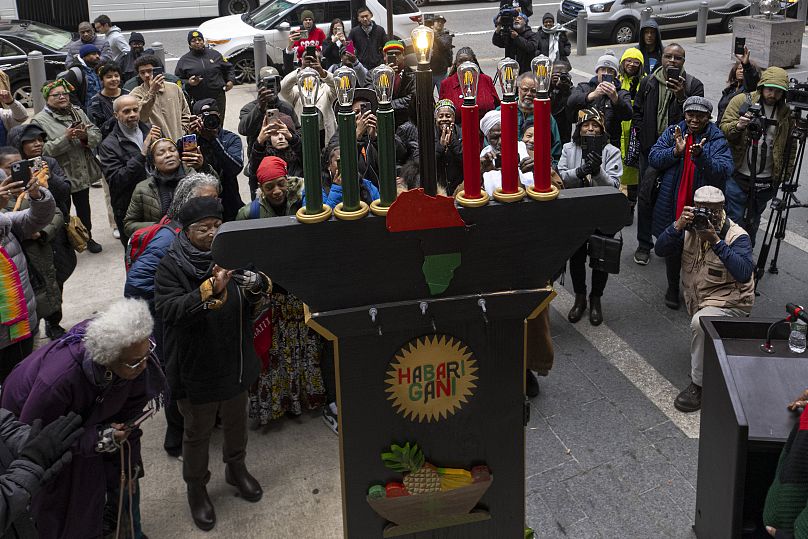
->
[[199, 111, 221, 130], [744, 102, 765, 140], [687, 207, 713, 231], [497, 12, 514, 37], [423, 13, 436, 27], [787, 78, 808, 111]]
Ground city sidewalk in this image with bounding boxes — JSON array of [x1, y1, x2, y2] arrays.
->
[[53, 29, 808, 538]]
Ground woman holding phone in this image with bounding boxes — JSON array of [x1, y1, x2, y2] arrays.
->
[[321, 18, 346, 69]]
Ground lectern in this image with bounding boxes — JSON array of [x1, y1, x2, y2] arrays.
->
[[695, 317, 808, 539], [213, 187, 627, 537]]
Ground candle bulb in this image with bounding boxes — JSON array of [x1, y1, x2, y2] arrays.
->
[[297, 67, 324, 214], [497, 58, 521, 198], [371, 64, 397, 213], [334, 66, 360, 212], [526, 55, 559, 202], [455, 61, 490, 207]]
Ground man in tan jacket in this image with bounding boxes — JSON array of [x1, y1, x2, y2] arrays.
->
[[654, 186, 755, 413], [129, 55, 190, 142]]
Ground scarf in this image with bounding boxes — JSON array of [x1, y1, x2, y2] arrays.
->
[[153, 167, 185, 215], [0, 218, 32, 343], [167, 231, 213, 280], [542, 25, 564, 62], [654, 67, 678, 137], [675, 133, 696, 220], [118, 121, 144, 151]]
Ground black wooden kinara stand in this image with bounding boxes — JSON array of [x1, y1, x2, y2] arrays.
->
[[213, 187, 627, 538]]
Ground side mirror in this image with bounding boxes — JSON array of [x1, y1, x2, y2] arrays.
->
[[278, 22, 291, 31]]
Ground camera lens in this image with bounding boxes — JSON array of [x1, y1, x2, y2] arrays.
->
[[202, 113, 220, 130]]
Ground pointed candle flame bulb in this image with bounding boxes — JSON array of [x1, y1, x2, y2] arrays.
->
[[371, 64, 395, 106], [457, 61, 480, 105], [296, 67, 320, 108], [411, 25, 434, 64], [497, 57, 519, 99], [531, 55, 553, 97], [334, 66, 357, 108]]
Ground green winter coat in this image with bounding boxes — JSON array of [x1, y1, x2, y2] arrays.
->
[[124, 177, 162, 237], [720, 67, 795, 185], [31, 106, 102, 193], [235, 177, 304, 220]]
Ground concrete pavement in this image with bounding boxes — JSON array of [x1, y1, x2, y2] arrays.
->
[[50, 26, 808, 538]]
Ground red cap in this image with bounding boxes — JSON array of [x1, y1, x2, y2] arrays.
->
[[256, 156, 288, 184]]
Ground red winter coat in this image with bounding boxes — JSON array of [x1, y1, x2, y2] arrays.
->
[[292, 27, 326, 60], [439, 72, 501, 124]]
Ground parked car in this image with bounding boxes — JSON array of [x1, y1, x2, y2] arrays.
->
[[199, 0, 422, 84], [556, 0, 750, 44], [0, 19, 70, 106]]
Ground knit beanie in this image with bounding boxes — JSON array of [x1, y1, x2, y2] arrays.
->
[[300, 9, 314, 20], [383, 40, 405, 54], [129, 32, 145, 45], [79, 44, 100, 58], [178, 197, 223, 227], [257, 156, 288, 184], [188, 30, 204, 43], [595, 53, 619, 75]]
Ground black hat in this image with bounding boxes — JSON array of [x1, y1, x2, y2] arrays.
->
[[129, 32, 145, 44], [188, 30, 204, 44], [178, 197, 223, 227], [192, 98, 218, 115], [16, 123, 48, 143]]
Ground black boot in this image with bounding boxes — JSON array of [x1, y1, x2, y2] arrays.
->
[[665, 287, 681, 310], [187, 484, 215, 531], [589, 296, 603, 326], [225, 462, 263, 502], [674, 382, 702, 413], [568, 294, 587, 323], [525, 370, 540, 398]]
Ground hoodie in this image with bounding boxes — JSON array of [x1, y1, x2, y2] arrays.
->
[[619, 48, 645, 185], [105, 25, 131, 61], [719, 66, 795, 185], [637, 19, 663, 75]]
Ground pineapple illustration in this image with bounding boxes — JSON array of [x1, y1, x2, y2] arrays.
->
[[381, 443, 441, 494]]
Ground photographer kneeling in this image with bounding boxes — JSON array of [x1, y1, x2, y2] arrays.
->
[[720, 66, 795, 247], [655, 186, 755, 413]]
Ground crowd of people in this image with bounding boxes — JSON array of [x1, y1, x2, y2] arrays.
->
[[0, 5, 797, 537]]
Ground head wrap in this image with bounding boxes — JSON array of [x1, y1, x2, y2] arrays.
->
[[192, 98, 218, 115], [129, 31, 145, 45], [300, 9, 314, 20], [516, 13, 529, 25], [41, 79, 75, 100], [79, 44, 100, 58], [694, 185, 725, 204], [178, 197, 223, 227], [577, 107, 606, 131], [383, 40, 405, 53], [340, 41, 356, 56], [257, 156, 288, 184], [683, 96, 713, 115], [188, 30, 204, 44], [434, 99, 455, 118], [479, 110, 501, 137], [148, 137, 177, 156]]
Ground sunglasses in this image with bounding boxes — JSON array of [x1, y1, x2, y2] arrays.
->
[[124, 341, 156, 369]]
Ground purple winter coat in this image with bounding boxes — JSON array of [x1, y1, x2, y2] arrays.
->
[[0, 321, 165, 539]]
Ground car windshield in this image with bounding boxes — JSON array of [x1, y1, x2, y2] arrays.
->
[[15, 21, 72, 51], [246, 0, 296, 30]]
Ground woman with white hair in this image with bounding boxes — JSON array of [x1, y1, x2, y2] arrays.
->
[[0, 297, 167, 539], [479, 109, 532, 196]]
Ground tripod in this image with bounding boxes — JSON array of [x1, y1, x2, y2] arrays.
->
[[754, 107, 808, 289]]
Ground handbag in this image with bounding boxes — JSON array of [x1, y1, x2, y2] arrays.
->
[[625, 126, 641, 168], [588, 232, 623, 274], [65, 215, 90, 253]]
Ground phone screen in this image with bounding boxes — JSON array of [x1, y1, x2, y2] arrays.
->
[[300, 28, 309, 39], [734, 36, 746, 56], [181, 134, 198, 152]]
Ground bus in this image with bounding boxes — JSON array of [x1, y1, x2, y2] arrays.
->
[[0, 0, 263, 29]]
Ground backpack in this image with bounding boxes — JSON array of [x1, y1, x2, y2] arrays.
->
[[248, 198, 261, 220], [125, 216, 181, 272]]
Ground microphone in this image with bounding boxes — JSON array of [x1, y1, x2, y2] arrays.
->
[[787, 303, 808, 324]]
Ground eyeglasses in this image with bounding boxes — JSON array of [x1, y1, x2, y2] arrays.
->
[[188, 222, 222, 235], [49, 92, 69, 98], [663, 54, 685, 61], [124, 341, 155, 369]]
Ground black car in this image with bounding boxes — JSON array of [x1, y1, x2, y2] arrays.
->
[[0, 20, 71, 107]]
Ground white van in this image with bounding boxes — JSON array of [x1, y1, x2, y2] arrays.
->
[[200, 0, 421, 83], [556, 0, 750, 44]]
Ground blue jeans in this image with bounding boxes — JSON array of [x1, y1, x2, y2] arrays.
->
[[724, 176, 776, 248]]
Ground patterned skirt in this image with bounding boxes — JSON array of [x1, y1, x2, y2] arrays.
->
[[248, 292, 327, 425]]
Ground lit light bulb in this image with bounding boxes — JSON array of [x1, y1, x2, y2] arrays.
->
[[531, 55, 553, 96], [296, 67, 320, 108], [410, 25, 434, 64], [497, 58, 519, 98], [334, 66, 357, 108], [371, 64, 395, 105], [457, 61, 480, 104]]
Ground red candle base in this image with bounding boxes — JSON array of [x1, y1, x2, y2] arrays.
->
[[461, 104, 482, 200], [500, 100, 519, 194], [532, 97, 552, 193]]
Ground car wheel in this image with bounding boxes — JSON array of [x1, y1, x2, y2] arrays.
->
[[414, 0, 428, 6], [721, 8, 747, 32], [219, 0, 258, 16], [611, 20, 636, 44], [11, 81, 32, 108], [233, 52, 259, 85]]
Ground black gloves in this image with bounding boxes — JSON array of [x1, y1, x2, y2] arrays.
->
[[232, 269, 271, 294], [577, 151, 602, 178], [20, 412, 84, 472]]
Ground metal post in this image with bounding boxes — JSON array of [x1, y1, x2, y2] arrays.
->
[[386, 0, 394, 40], [798, 0, 808, 24], [696, 1, 708, 43], [640, 7, 652, 26], [253, 34, 267, 83], [576, 11, 587, 56], [750, 0, 759, 16], [27, 51, 46, 112], [415, 64, 437, 196], [151, 42, 165, 66]]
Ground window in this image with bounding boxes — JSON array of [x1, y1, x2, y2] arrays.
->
[[327, 1, 351, 22], [250, 0, 295, 30], [0, 39, 23, 58], [17, 22, 72, 51], [282, 3, 328, 26]]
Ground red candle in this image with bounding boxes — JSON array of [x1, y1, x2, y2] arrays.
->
[[500, 100, 519, 194], [461, 104, 481, 199], [532, 97, 552, 193]]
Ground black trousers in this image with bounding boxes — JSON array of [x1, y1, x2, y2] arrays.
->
[[665, 250, 683, 292], [0, 336, 34, 383], [114, 212, 129, 249], [636, 153, 654, 251], [569, 241, 608, 298], [71, 188, 92, 237]]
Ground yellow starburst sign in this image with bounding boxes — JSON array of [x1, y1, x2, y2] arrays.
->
[[385, 335, 478, 423]]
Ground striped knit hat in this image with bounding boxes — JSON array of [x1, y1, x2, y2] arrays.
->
[[383, 40, 404, 53]]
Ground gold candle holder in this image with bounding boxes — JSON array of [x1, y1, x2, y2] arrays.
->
[[527, 184, 559, 201], [334, 201, 370, 220], [493, 186, 526, 203], [295, 204, 332, 224], [455, 190, 490, 208]]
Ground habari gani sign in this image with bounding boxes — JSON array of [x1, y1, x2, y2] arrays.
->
[[385, 335, 478, 422]]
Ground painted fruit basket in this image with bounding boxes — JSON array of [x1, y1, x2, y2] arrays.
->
[[367, 476, 494, 537]]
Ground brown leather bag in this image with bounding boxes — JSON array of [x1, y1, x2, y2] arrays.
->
[[65, 215, 89, 253]]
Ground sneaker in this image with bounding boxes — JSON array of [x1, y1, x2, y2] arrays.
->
[[86, 239, 102, 253], [322, 402, 338, 435], [91, 180, 102, 188], [112, 229, 120, 239], [664, 287, 680, 310], [525, 370, 540, 398], [674, 382, 702, 413], [633, 247, 650, 265]]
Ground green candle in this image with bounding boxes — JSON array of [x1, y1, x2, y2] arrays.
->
[[337, 109, 360, 212], [376, 104, 396, 207], [301, 107, 323, 214]]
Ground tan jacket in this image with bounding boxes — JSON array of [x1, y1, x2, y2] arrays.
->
[[681, 220, 755, 316], [130, 81, 191, 142]]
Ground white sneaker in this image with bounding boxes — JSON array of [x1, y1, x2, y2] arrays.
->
[[112, 229, 120, 239]]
